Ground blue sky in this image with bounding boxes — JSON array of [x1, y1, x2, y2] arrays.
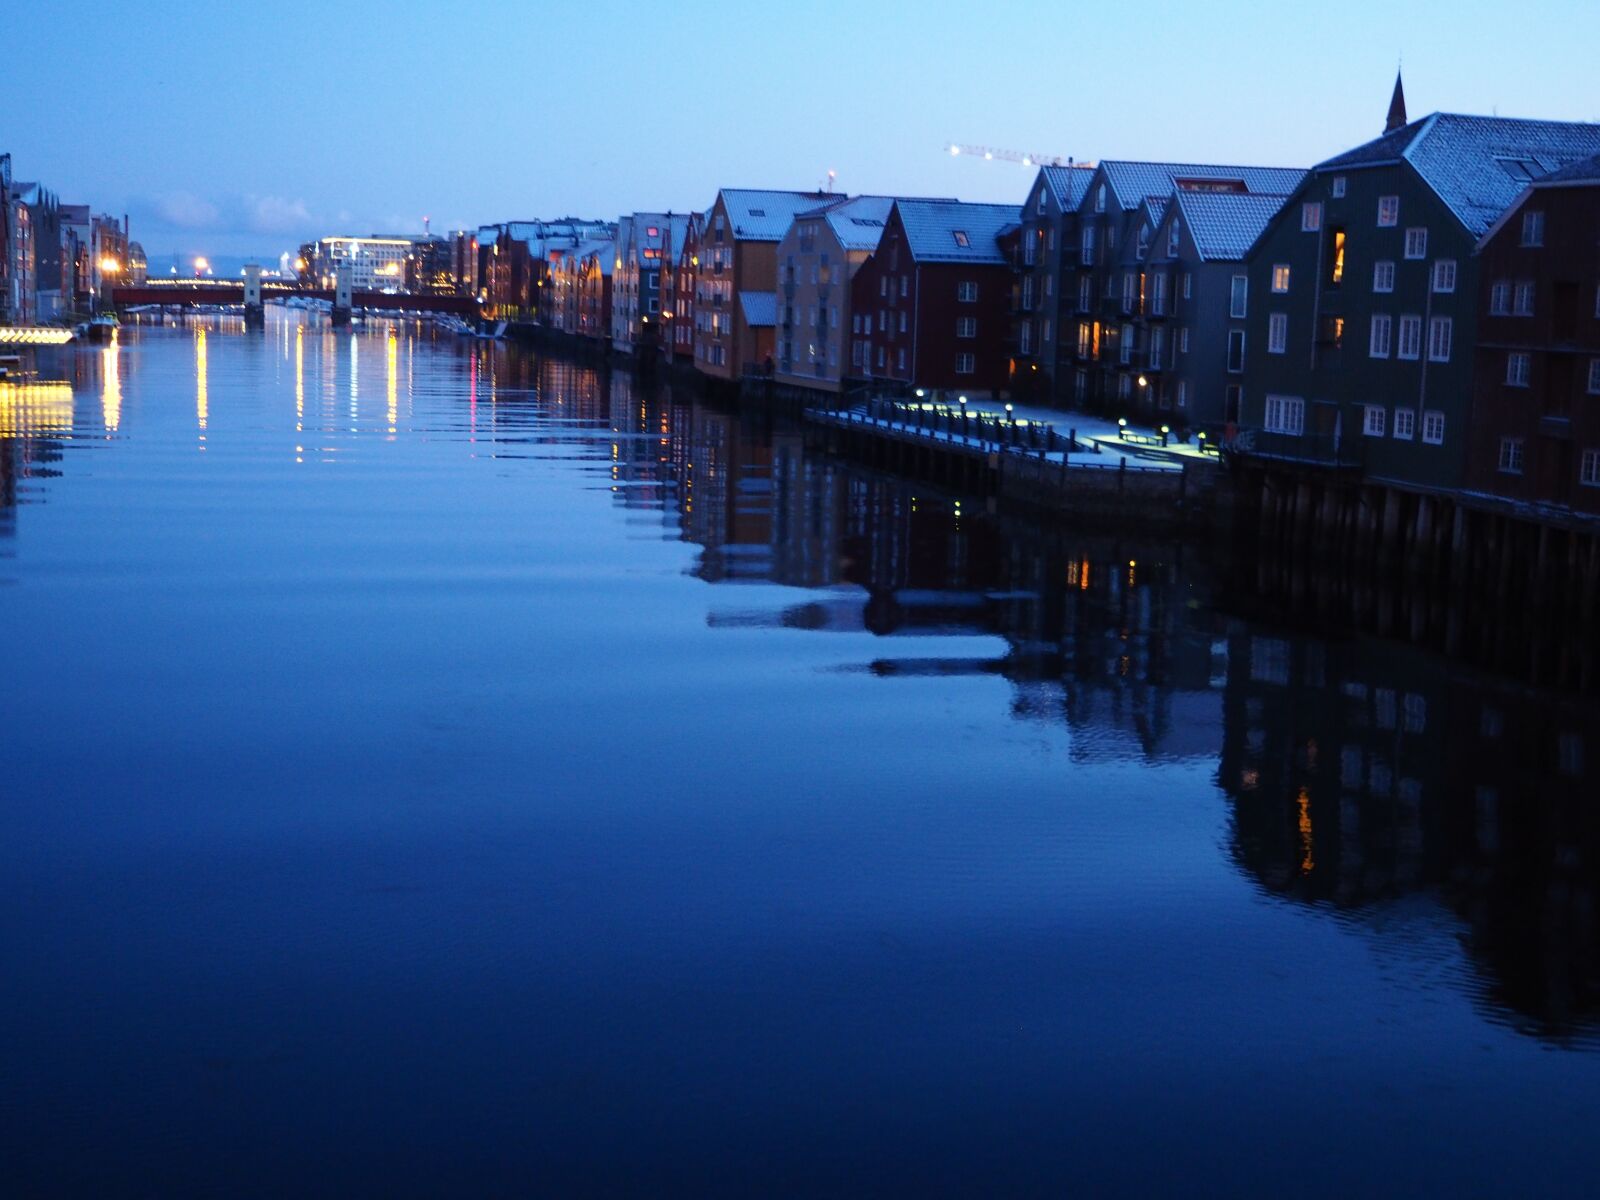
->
[[8, 0, 1599, 264]]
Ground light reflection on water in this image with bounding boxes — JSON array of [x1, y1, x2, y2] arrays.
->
[[0, 311, 1597, 1194]]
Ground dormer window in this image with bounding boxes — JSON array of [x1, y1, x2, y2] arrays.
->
[[1136, 225, 1149, 259], [1167, 220, 1180, 255], [748, 209, 765, 217], [952, 230, 970, 247], [1095, 184, 1107, 213]]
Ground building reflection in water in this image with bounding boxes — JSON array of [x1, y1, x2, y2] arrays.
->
[[532, 353, 1599, 1044], [1221, 629, 1599, 1043]]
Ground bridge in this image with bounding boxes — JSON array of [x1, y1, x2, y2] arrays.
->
[[109, 279, 479, 317]]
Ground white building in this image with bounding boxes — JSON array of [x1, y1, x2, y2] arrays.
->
[[315, 236, 412, 291]]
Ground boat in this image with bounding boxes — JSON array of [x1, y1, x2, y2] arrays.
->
[[472, 320, 507, 340]]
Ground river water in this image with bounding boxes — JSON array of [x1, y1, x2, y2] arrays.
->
[[3, 314, 1598, 1196]]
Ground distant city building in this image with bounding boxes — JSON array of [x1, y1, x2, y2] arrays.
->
[[313, 236, 413, 290]]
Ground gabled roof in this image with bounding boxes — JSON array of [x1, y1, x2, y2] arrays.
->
[[719, 189, 836, 240], [1317, 112, 1600, 236], [1138, 195, 1168, 230], [739, 290, 777, 326], [894, 199, 1021, 263], [1099, 162, 1306, 210], [1039, 164, 1096, 210], [1171, 191, 1293, 261]]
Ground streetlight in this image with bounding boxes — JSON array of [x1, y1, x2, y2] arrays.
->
[[1117, 416, 1128, 440], [99, 257, 120, 275], [1159, 423, 1170, 447]]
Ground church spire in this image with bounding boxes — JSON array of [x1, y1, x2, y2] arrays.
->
[[1386, 68, 1408, 134]]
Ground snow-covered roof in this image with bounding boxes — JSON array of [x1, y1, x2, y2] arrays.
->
[[894, 200, 1021, 263], [1039, 164, 1096, 210], [1318, 112, 1600, 236], [720, 189, 836, 241], [1100, 162, 1305, 211], [1171, 191, 1293, 261], [739, 290, 777, 326]]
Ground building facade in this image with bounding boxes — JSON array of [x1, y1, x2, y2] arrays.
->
[[1237, 113, 1600, 490], [1465, 155, 1600, 513], [692, 189, 833, 381], [849, 199, 1020, 397]]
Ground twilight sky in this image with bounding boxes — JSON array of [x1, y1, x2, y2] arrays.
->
[[8, 0, 1599, 265]]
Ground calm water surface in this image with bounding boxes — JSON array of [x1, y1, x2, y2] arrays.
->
[[3, 315, 1598, 1196]]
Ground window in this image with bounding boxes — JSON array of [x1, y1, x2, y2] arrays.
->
[[1096, 184, 1106, 212], [1513, 282, 1534, 316], [1302, 202, 1322, 231], [1271, 264, 1290, 293], [1428, 316, 1452, 362], [1507, 352, 1531, 386], [1328, 228, 1346, 285], [1432, 260, 1456, 293], [897, 348, 907, 371], [1422, 410, 1445, 444], [1364, 406, 1387, 436], [955, 352, 975, 374], [956, 316, 977, 338], [1137, 225, 1149, 259], [1076, 371, 1087, 402], [957, 280, 977, 302], [898, 311, 907, 333], [1149, 326, 1165, 367], [1582, 449, 1600, 487], [1498, 437, 1524, 474], [1370, 314, 1392, 358], [1229, 275, 1248, 318], [1521, 210, 1545, 246], [1490, 280, 1510, 315], [1377, 195, 1399, 226], [1150, 271, 1168, 315], [1404, 227, 1428, 259], [1036, 190, 1046, 215], [1319, 316, 1344, 349], [1023, 233, 1037, 265], [1227, 329, 1245, 373], [1394, 409, 1415, 439], [1398, 314, 1422, 359], [1122, 272, 1136, 312], [1180, 327, 1189, 353], [1078, 322, 1091, 357], [1182, 273, 1192, 300], [900, 275, 908, 297], [1119, 323, 1134, 365], [1588, 359, 1600, 393], [1168, 220, 1180, 255], [1265, 394, 1305, 435], [879, 277, 887, 297], [1118, 374, 1131, 401], [1332, 176, 1347, 198], [1373, 260, 1395, 293], [1078, 275, 1092, 311], [1081, 225, 1096, 265], [1019, 321, 1032, 354], [952, 230, 970, 248], [1269, 313, 1288, 353], [1042, 319, 1051, 343], [1176, 381, 1188, 409]]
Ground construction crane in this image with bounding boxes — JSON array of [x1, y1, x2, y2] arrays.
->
[[945, 143, 1081, 169]]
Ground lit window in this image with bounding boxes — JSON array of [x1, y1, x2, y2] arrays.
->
[[952, 230, 970, 248], [1268, 313, 1288, 353], [1271, 264, 1290, 293], [1521, 210, 1545, 246], [1507, 352, 1531, 386], [1302, 202, 1322, 231], [1373, 261, 1395, 293], [1432, 260, 1456, 293], [1364, 406, 1387, 436], [1328, 228, 1346, 285], [1498, 437, 1524, 474], [1404, 227, 1428, 259], [1377, 196, 1399, 226], [1422, 410, 1445, 444]]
